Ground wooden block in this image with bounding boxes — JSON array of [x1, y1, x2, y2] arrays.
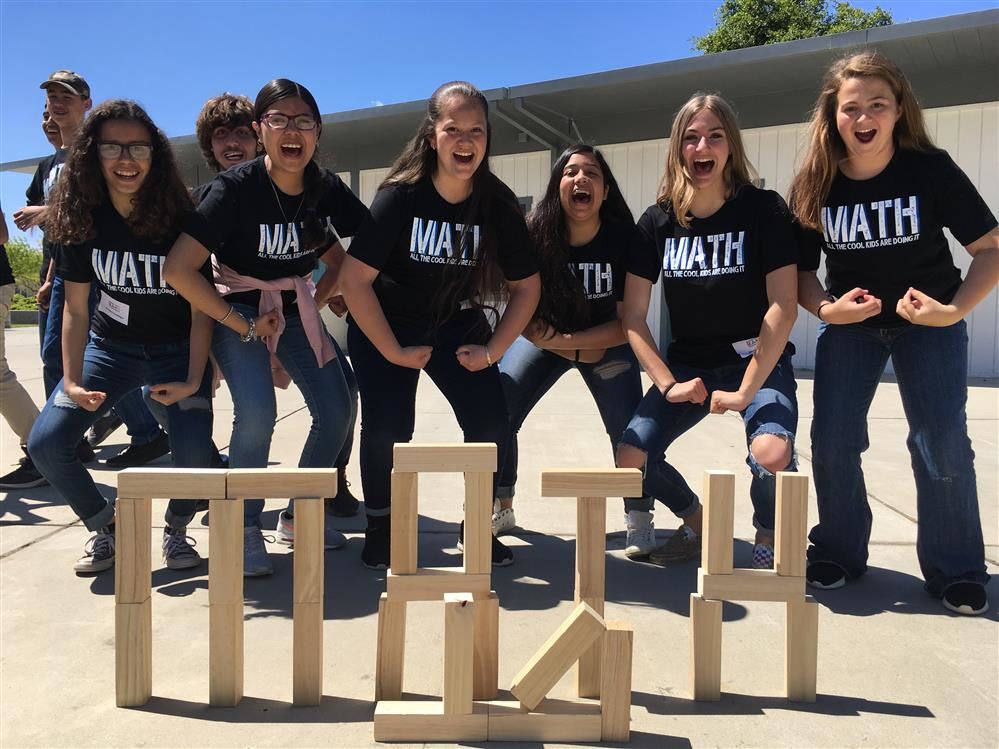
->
[[375, 593, 407, 701], [600, 621, 633, 741], [390, 471, 418, 574], [575, 496, 606, 698], [209, 602, 244, 707], [386, 568, 491, 601], [462, 471, 492, 575], [785, 597, 819, 702], [689, 594, 722, 701], [226, 468, 336, 499], [118, 468, 227, 499], [393, 443, 497, 473], [510, 602, 606, 711], [776, 472, 809, 578], [293, 601, 323, 706], [699, 569, 805, 602], [488, 699, 602, 742], [292, 497, 324, 604], [702, 471, 735, 574], [115, 599, 151, 707], [473, 591, 499, 700], [443, 592, 475, 715], [541, 468, 643, 498], [114, 497, 151, 604], [208, 498, 243, 605], [373, 701, 488, 742]]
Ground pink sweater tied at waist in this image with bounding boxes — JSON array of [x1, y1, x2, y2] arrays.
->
[[212, 258, 337, 389]]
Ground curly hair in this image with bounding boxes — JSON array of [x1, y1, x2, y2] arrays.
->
[[195, 92, 256, 172], [47, 99, 192, 245]]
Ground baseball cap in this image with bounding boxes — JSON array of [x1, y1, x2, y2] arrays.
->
[[39, 70, 91, 99]]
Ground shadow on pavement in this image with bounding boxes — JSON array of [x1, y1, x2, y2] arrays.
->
[[633, 689, 934, 718]]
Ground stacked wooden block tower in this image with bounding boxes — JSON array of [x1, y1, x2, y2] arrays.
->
[[114, 467, 336, 708], [689, 470, 818, 702], [372, 444, 642, 743]]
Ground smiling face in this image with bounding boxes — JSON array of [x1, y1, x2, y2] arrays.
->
[[430, 95, 487, 193], [44, 86, 91, 132], [681, 108, 729, 193], [558, 152, 607, 227], [97, 119, 152, 202], [255, 95, 318, 175], [835, 75, 900, 170], [210, 122, 258, 170], [42, 108, 62, 148]]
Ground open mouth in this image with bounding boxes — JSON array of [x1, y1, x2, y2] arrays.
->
[[453, 151, 474, 165], [113, 169, 140, 183], [571, 188, 592, 205], [223, 150, 246, 163], [280, 142, 303, 158], [692, 158, 714, 176], [855, 129, 876, 144]]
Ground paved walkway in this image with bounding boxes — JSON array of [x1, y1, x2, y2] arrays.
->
[[1, 324, 996, 748]]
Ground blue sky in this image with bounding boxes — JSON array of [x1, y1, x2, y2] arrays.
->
[[1, 0, 995, 245]]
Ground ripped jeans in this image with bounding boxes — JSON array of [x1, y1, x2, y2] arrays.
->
[[620, 351, 798, 531], [28, 333, 213, 532], [498, 340, 653, 512]]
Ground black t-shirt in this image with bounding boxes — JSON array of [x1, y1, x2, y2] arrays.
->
[[26, 149, 68, 281], [634, 185, 798, 367], [799, 148, 997, 328], [347, 174, 537, 325], [190, 181, 212, 205], [55, 201, 197, 344], [183, 157, 368, 311]]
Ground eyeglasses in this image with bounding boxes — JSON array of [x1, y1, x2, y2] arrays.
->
[[97, 142, 153, 161], [259, 113, 318, 131], [211, 126, 256, 141]]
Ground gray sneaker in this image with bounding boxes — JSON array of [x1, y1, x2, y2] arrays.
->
[[649, 524, 701, 566], [74, 530, 116, 574], [277, 509, 346, 549], [243, 525, 274, 577], [162, 527, 202, 570]]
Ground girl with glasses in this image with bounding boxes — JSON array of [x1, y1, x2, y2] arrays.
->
[[164, 79, 367, 577]]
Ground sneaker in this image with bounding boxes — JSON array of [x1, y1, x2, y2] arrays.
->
[[105, 430, 170, 468], [243, 525, 273, 577], [210, 443, 228, 469], [74, 530, 115, 574], [942, 582, 989, 616], [162, 527, 202, 570], [361, 516, 390, 570], [492, 506, 516, 536], [76, 439, 96, 464], [624, 510, 656, 559], [751, 542, 775, 570], [86, 411, 123, 447], [326, 472, 360, 517], [277, 509, 346, 550], [0, 454, 49, 490], [805, 561, 846, 590], [457, 521, 514, 567], [649, 524, 701, 566]]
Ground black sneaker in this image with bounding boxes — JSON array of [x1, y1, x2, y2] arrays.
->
[[361, 516, 390, 570], [806, 561, 847, 590], [327, 472, 360, 517], [942, 583, 989, 616], [105, 430, 170, 468], [86, 411, 123, 447], [457, 521, 513, 567], [76, 439, 96, 464], [210, 443, 228, 469], [0, 454, 48, 489]]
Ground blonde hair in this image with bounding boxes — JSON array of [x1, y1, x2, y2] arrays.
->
[[656, 93, 757, 228], [789, 50, 935, 231]]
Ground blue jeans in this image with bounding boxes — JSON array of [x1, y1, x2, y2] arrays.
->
[[211, 304, 352, 526], [498, 338, 653, 513], [41, 277, 161, 443], [621, 351, 798, 530], [28, 334, 213, 532], [347, 309, 509, 516], [807, 320, 988, 596]]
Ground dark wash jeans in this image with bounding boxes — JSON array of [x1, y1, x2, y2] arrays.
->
[[28, 334, 213, 531], [497, 338, 653, 512], [347, 308, 509, 516], [807, 319, 988, 596]]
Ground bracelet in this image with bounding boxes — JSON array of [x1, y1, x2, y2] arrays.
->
[[484, 345, 494, 367], [662, 382, 677, 400], [816, 300, 832, 322], [239, 314, 257, 343], [217, 305, 235, 325]]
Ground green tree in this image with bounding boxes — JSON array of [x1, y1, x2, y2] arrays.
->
[[694, 0, 893, 54], [4, 237, 44, 295]]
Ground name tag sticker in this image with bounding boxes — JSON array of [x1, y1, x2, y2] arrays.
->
[[732, 337, 758, 358], [98, 291, 130, 326]]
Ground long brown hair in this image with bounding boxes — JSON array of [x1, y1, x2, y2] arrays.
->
[[656, 93, 757, 228], [47, 99, 192, 244], [789, 51, 934, 231]]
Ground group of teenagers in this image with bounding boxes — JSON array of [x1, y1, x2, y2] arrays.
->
[[2, 49, 995, 618]]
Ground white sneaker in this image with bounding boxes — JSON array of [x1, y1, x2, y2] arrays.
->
[[492, 506, 516, 536], [74, 530, 116, 574], [624, 511, 656, 559], [277, 509, 347, 550]]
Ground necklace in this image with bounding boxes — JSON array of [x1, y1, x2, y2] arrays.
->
[[267, 173, 305, 226]]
